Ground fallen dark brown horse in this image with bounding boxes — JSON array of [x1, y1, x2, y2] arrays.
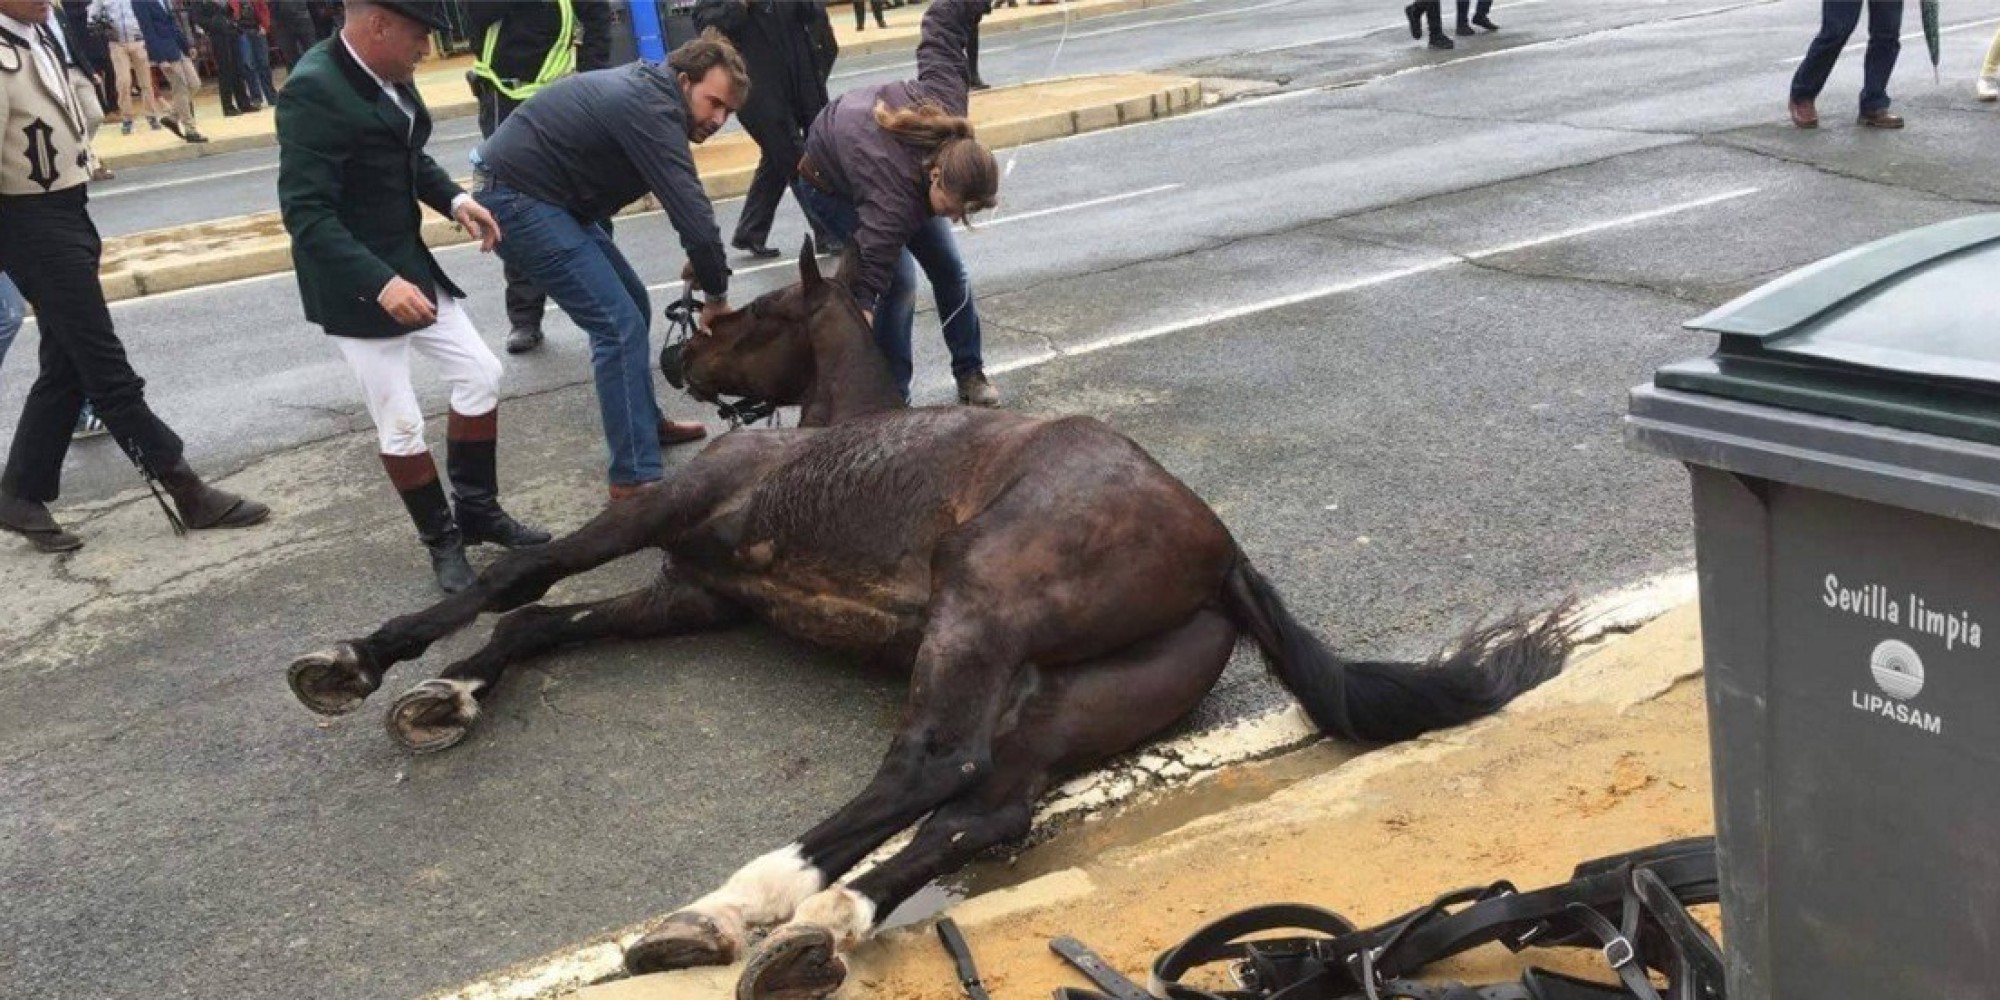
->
[[285, 242, 1574, 999]]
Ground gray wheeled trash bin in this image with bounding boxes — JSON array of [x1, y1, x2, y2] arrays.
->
[[1626, 213, 2000, 1000]]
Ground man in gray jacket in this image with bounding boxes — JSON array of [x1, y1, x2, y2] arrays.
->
[[471, 29, 745, 499]]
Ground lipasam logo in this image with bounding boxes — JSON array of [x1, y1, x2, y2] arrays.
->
[[1852, 638, 1943, 735]]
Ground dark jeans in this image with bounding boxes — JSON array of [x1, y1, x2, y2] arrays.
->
[[476, 182, 666, 485], [1791, 0, 1903, 113], [239, 30, 279, 105], [791, 180, 984, 397], [475, 82, 554, 332], [0, 190, 184, 502], [853, 0, 887, 30], [0, 272, 23, 382], [272, 11, 316, 70], [734, 106, 823, 249]]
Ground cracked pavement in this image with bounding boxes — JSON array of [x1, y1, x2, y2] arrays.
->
[[6, 1, 2000, 998]]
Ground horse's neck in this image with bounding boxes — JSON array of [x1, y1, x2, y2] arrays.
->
[[801, 318, 908, 427]]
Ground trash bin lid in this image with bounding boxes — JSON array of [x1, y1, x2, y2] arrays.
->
[[1655, 213, 2000, 446]]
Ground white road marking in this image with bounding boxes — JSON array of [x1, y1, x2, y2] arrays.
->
[[989, 187, 1762, 375], [640, 183, 1184, 294]]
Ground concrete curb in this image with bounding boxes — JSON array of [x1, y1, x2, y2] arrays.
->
[[94, 0, 1190, 173], [99, 75, 1203, 303]]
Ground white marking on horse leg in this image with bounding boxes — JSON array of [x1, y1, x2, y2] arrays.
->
[[789, 886, 878, 949], [420, 678, 484, 720], [683, 844, 825, 946]]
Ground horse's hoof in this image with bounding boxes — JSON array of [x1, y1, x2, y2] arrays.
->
[[736, 925, 846, 1000], [384, 678, 480, 754], [288, 643, 378, 716], [625, 912, 738, 975]]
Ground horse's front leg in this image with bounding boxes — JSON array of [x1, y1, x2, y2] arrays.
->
[[286, 482, 699, 717], [623, 606, 1027, 976], [383, 569, 748, 753]]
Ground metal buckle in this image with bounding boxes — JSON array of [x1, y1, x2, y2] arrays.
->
[[1602, 936, 1636, 970]]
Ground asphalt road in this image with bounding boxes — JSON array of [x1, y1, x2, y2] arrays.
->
[[5, 2, 2000, 999]]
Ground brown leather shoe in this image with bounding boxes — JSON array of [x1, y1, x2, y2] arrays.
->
[[1857, 109, 1905, 129], [608, 480, 660, 503], [1788, 98, 1818, 129], [659, 418, 709, 445]]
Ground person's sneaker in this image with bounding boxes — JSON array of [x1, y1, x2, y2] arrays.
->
[[146, 116, 161, 131], [731, 239, 781, 260], [183, 129, 210, 144], [120, 118, 134, 136], [1472, 12, 1498, 29], [956, 370, 1000, 407], [1978, 75, 1999, 102], [159, 116, 181, 137], [505, 325, 544, 354], [1428, 33, 1455, 49], [1404, 2, 1423, 38], [1456, 20, 1474, 35], [73, 408, 107, 439], [91, 164, 115, 182]]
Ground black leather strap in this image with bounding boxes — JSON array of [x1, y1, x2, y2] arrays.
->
[[1052, 936, 1158, 1000], [937, 918, 993, 1000]]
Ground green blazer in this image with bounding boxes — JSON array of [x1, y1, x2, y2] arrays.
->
[[276, 38, 467, 339]]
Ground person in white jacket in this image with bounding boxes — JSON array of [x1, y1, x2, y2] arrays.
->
[[85, 0, 160, 133]]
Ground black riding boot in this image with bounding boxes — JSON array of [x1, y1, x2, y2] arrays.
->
[[447, 410, 550, 549], [386, 453, 476, 594]]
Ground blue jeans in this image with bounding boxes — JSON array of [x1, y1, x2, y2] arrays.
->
[[477, 183, 666, 485], [239, 32, 279, 105], [1791, 0, 1903, 113], [792, 180, 984, 398], [0, 272, 24, 384]]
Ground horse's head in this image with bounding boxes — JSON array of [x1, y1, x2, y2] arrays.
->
[[678, 239, 900, 425]]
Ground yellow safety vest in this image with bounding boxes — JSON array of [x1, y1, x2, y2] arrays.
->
[[473, 0, 578, 102]]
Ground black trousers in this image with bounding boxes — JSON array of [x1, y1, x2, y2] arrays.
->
[[475, 81, 551, 331], [735, 105, 829, 249], [208, 27, 253, 112], [272, 11, 316, 69], [0, 190, 184, 502]]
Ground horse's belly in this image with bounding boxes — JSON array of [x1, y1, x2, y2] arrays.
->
[[700, 571, 923, 655]]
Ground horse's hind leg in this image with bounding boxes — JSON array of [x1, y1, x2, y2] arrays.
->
[[287, 486, 689, 717], [384, 570, 748, 753], [733, 608, 1238, 1000]]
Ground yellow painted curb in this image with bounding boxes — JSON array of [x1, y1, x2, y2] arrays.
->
[[100, 74, 1203, 303]]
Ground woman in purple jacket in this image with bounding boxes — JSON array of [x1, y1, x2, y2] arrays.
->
[[793, 0, 1001, 406]]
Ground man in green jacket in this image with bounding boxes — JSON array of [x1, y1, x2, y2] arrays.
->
[[276, 0, 548, 593]]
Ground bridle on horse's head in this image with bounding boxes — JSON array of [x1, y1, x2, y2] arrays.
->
[[659, 284, 782, 430]]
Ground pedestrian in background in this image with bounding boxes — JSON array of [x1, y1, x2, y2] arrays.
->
[[276, 0, 546, 592], [235, 0, 279, 104], [1455, 0, 1494, 34], [1977, 23, 1999, 101], [85, 0, 161, 132], [465, 0, 614, 355], [852, 0, 886, 31], [1789, 0, 1905, 129], [1404, 0, 1451, 49], [268, 0, 315, 71], [0, 275, 22, 390], [470, 30, 748, 497], [133, 0, 210, 140], [192, 0, 258, 114], [695, 0, 837, 259]]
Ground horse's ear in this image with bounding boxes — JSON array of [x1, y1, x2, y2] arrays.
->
[[799, 236, 824, 291], [833, 242, 861, 289]]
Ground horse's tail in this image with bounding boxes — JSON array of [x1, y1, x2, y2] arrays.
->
[[1220, 554, 1575, 744]]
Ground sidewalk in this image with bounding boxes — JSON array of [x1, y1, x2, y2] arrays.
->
[[96, 73, 1201, 302], [91, 0, 1191, 172], [565, 603, 1715, 1000]]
